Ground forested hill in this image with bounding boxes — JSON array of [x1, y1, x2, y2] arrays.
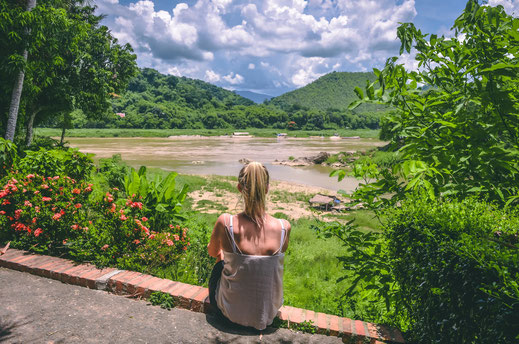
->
[[107, 68, 254, 128], [74, 67, 382, 130], [267, 71, 379, 111]]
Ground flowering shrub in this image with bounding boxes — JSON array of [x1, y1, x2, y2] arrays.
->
[[137, 225, 190, 270], [0, 174, 191, 270], [0, 173, 92, 254]]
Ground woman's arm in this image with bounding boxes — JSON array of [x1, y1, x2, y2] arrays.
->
[[207, 214, 226, 261], [281, 219, 292, 253]]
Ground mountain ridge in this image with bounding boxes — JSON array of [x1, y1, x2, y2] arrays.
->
[[267, 71, 381, 112]]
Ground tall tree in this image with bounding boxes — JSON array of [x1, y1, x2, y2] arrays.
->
[[4, 0, 36, 141], [23, 5, 137, 145], [0, 0, 137, 144]]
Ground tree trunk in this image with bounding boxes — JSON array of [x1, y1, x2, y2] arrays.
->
[[4, 0, 37, 142], [25, 109, 37, 146], [60, 126, 66, 145]]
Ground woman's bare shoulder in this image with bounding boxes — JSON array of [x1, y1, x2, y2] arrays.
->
[[216, 213, 231, 225], [269, 215, 291, 231]]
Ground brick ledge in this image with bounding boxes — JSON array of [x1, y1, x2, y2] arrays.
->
[[0, 247, 404, 343]]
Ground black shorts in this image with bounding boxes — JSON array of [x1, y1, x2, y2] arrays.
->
[[208, 260, 225, 319]]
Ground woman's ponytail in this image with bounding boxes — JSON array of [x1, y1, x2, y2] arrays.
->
[[238, 162, 269, 226]]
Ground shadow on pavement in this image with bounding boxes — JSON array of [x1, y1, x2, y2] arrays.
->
[[205, 313, 279, 337], [0, 316, 26, 342]]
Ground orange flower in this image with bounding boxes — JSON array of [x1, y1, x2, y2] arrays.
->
[[72, 188, 81, 194], [34, 228, 43, 237]]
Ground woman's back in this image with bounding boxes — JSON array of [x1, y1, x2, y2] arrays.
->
[[220, 213, 289, 256], [215, 213, 288, 330], [207, 161, 291, 330]]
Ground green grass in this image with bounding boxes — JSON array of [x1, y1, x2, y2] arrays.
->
[[35, 127, 380, 139], [196, 199, 228, 212], [269, 190, 309, 203], [203, 176, 239, 194]]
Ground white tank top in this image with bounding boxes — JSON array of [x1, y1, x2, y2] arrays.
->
[[215, 215, 286, 330]]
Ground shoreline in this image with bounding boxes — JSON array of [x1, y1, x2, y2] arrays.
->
[[35, 127, 381, 139]]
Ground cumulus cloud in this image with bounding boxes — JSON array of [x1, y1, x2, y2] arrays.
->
[[205, 70, 221, 82], [96, 0, 418, 91], [223, 72, 244, 84]]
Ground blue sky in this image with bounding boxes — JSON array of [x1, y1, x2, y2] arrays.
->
[[95, 0, 518, 96]]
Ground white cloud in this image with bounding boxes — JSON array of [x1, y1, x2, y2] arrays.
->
[[223, 72, 244, 84], [205, 70, 221, 82], [96, 0, 418, 90], [290, 57, 327, 87], [398, 52, 420, 72]]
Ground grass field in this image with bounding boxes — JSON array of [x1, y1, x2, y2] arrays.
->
[[35, 127, 380, 139]]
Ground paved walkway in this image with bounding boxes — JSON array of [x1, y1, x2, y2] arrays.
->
[[0, 268, 342, 343]]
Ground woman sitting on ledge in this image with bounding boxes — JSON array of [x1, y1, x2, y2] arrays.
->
[[207, 161, 291, 330]]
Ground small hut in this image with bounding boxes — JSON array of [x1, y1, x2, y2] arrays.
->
[[309, 194, 341, 211]]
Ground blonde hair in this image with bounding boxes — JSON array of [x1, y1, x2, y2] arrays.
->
[[238, 162, 269, 226]]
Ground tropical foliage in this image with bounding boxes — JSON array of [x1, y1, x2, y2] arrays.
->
[[0, 0, 137, 144], [348, 0, 519, 207], [0, 138, 191, 272], [323, 1, 519, 342]]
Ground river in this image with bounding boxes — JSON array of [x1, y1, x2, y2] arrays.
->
[[67, 136, 385, 191]]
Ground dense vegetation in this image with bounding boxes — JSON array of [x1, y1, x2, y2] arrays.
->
[[325, 1, 519, 342], [45, 68, 385, 132], [0, 0, 137, 145]]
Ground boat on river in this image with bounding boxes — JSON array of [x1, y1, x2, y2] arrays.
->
[[232, 132, 253, 138]]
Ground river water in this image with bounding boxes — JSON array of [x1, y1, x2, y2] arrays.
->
[[67, 136, 384, 191]]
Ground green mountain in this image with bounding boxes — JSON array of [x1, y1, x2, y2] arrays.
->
[[70, 68, 381, 130], [105, 68, 257, 128], [267, 71, 381, 112]]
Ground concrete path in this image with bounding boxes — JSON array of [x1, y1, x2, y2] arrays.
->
[[0, 268, 342, 343]]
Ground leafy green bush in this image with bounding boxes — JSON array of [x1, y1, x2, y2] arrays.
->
[[0, 171, 191, 271], [123, 166, 188, 231], [17, 148, 94, 182], [0, 138, 18, 178], [98, 154, 129, 189], [385, 196, 519, 343]]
